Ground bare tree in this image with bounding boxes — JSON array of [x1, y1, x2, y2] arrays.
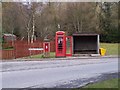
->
[[19, 2, 42, 43], [19, 2, 32, 44]]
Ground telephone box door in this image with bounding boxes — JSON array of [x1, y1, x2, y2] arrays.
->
[[66, 36, 72, 56]]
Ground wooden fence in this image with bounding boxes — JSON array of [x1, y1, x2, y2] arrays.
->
[[0, 50, 15, 59], [1, 40, 55, 59]]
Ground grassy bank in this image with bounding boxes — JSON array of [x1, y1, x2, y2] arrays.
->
[[84, 78, 118, 88], [100, 43, 118, 55]]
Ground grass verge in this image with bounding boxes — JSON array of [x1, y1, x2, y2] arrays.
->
[[29, 52, 55, 58], [100, 43, 118, 55], [83, 78, 119, 88]]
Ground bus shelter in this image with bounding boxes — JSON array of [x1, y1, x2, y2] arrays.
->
[[73, 33, 99, 55]]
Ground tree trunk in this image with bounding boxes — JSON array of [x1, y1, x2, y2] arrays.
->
[[73, 22, 77, 32], [77, 19, 80, 32], [31, 14, 35, 43], [27, 30, 30, 44], [81, 20, 82, 33]]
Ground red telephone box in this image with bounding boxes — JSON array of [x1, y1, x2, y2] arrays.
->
[[55, 31, 66, 57]]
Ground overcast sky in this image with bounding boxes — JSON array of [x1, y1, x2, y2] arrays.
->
[[1, 0, 119, 2]]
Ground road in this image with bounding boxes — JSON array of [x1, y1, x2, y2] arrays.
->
[[1, 57, 118, 88]]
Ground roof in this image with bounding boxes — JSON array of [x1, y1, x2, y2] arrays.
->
[[73, 33, 99, 36], [3, 34, 16, 37]]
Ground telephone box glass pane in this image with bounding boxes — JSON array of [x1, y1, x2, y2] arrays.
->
[[58, 37, 63, 53]]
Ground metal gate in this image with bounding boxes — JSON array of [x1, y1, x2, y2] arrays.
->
[[66, 36, 72, 56]]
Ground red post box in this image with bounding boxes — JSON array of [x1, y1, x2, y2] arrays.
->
[[43, 39, 50, 57], [44, 43, 49, 52], [55, 31, 66, 57]]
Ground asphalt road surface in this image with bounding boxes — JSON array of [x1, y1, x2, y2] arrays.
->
[[1, 57, 118, 88]]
